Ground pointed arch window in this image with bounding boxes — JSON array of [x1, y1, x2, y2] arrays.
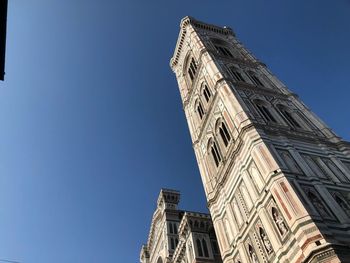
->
[[202, 84, 211, 102], [218, 121, 231, 147], [196, 100, 205, 120], [173, 223, 178, 234], [214, 45, 234, 58], [188, 57, 198, 82], [229, 67, 245, 82], [170, 238, 175, 250], [196, 238, 203, 257], [209, 140, 222, 167], [211, 38, 234, 58], [202, 239, 209, 257], [248, 72, 264, 87], [277, 104, 301, 128], [254, 100, 276, 122]]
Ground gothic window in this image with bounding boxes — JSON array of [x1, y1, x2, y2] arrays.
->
[[229, 67, 245, 82], [173, 223, 178, 234], [277, 104, 301, 128], [196, 238, 203, 257], [254, 100, 276, 123], [202, 239, 209, 257], [187, 57, 198, 82], [195, 100, 205, 120], [214, 45, 234, 58], [259, 228, 273, 254], [216, 119, 231, 147], [208, 139, 222, 167], [171, 237, 175, 250], [271, 207, 288, 236], [169, 222, 173, 234], [248, 72, 265, 87], [202, 83, 212, 102]]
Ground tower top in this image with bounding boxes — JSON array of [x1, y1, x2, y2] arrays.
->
[[157, 189, 180, 210], [170, 16, 235, 69]]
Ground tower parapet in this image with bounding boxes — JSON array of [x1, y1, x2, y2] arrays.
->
[[157, 189, 180, 211]]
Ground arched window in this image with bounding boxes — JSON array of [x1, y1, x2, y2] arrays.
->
[[277, 104, 301, 128], [196, 100, 205, 120], [196, 238, 203, 257], [202, 239, 209, 257], [170, 238, 175, 250], [214, 44, 234, 58], [248, 72, 264, 87], [229, 67, 245, 82], [217, 120, 231, 147], [187, 57, 198, 82], [254, 100, 276, 122], [208, 139, 222, 167], [202, 84, 211, 102]]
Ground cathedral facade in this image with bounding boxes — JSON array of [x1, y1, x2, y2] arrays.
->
[[140, 189, 222, 263], [167, 17, 350, 263]]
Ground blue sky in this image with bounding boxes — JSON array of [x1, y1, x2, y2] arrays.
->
[[0, 1, 350, 262]]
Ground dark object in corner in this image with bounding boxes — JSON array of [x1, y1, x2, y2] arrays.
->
[[0, 0, 8, 81]]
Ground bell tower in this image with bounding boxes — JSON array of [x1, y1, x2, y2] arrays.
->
[[170, 16, 350, 263]]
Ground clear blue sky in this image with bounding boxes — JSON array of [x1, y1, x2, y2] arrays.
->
[[0, 1, 349, 262]]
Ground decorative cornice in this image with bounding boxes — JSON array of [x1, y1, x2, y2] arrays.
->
[[170, 16, 235, 70]]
